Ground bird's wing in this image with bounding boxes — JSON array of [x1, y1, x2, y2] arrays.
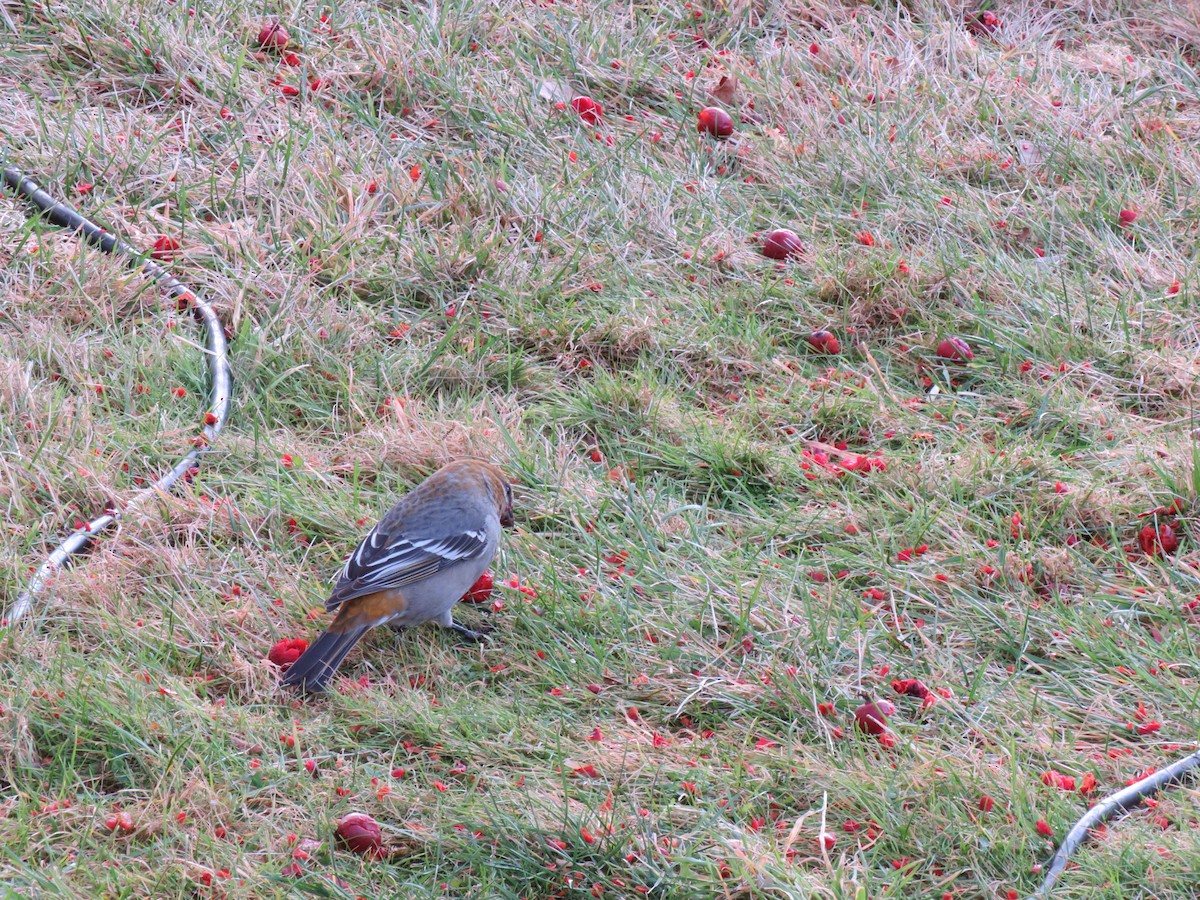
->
[[326, 524, 490, 610]]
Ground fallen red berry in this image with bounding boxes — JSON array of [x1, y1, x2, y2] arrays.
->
[[460, 570, 495, 604], [697, 106, 734, 139], [1042, 770, 1076, 791], [151, 236, 180, 261], [256, 21, 290, 52], [966, 10, 1000, 35], [891, 678, 930, 700], [268, 638, 309, 670], [104, 811, 135, 832], [762, 228, 804, 260], [805, 330, 840, 354], [571, 96, 603, 125], [1118, 209, 1138, 227], [853, 699, 894, 736], [1139, 523, 1178, 557], [936, 336, 974, 362], [336, 813, 384, 856]]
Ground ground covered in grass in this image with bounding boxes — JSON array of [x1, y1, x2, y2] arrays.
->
[[2, 0, 1200, 896]]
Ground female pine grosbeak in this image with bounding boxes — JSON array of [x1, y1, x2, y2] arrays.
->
[[281, 459, 514, 692]]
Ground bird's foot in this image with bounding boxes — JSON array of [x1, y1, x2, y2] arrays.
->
[[448, 619, 493, 643]]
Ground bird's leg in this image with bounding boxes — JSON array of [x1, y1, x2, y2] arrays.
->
[[438, 608, 492, 642]]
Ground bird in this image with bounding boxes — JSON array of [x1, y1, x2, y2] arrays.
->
[[280, 458, 514, 693]]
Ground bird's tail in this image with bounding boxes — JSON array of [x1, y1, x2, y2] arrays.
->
[[279, 625, 370, 693]]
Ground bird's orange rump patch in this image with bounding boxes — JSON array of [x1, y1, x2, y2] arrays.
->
[[330, 589, 408, 630]]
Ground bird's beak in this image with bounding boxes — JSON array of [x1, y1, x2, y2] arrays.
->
[[500, 505, 515, 528]]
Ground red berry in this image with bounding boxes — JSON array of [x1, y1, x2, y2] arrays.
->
[[460, 570, 495, 604], [762, 228, 804, 260], [697, 106, 734, 139], [891, 678, 930, 699], [151, 235, 180, 261], [1139, 523, 1178, 557], [966, 10, 1000, 35], [1118, 209, 1138, 227], [978, 795, 995, 812], [571, 96, 603, 125], [853, 699, 894, 736], [336, 812, 384, 857], [805, 330, 840, 354], [936, 336, 974, 362], [256, 21, 289, 52], [268, 638, 309, 670]]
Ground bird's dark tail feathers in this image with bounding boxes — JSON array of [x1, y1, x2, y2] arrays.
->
[[279, 625, 370, 693]]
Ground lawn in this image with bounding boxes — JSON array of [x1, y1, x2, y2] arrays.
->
[[2, 0, 1200, 897]]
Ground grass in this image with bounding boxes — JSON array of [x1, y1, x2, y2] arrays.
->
[[2, 0, 1200, 896]]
